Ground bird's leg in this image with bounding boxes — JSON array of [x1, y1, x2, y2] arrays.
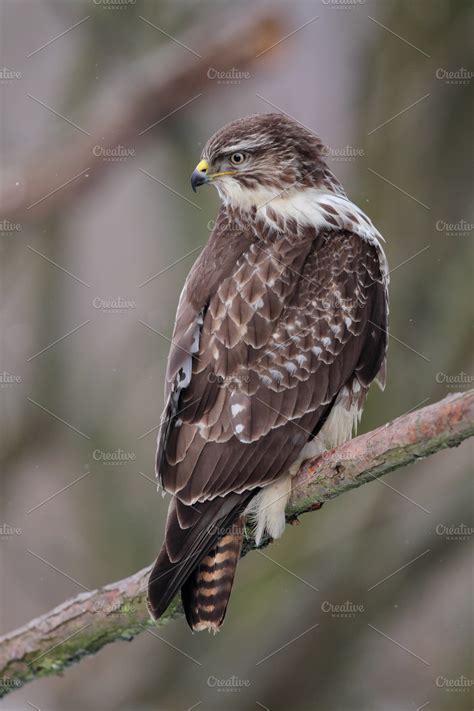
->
[[286, 437, 327, 524]]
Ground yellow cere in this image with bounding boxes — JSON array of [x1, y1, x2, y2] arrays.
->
[[196, 159, 209, 173]]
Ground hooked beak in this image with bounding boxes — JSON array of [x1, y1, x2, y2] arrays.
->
[[191, 158, 237, 192], [191, 159, 209, 192]]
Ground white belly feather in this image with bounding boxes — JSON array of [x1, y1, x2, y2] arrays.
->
[[247, 384, 363, 545]]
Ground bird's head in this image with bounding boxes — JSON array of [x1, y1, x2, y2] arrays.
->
[[191, 113, 331, 208]]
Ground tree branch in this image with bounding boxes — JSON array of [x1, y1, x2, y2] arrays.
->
[[1, 390, 473, 696], [0, 11, 283, 221]]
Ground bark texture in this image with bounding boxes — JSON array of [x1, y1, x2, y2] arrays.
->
[[0, 390, 472, 697]]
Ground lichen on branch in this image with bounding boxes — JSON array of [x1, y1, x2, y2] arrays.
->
[[0, 390, 472, 697]]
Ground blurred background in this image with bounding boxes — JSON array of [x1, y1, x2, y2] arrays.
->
[[1, 0, 473, 709]]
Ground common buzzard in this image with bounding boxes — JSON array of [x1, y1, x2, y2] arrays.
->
[[147, 113, 388, 631]]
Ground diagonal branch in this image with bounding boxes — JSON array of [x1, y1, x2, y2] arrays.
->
[[1, 390, 473, 696], [0, 11, 283, 221]]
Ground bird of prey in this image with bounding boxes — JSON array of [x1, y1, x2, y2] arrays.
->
[[147, 113, 388, 632]]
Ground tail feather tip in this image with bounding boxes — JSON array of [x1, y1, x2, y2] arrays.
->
[[192, 620, 221, 634]]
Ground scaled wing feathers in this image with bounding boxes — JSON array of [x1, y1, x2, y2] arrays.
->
[[157, 218, 387, 506]]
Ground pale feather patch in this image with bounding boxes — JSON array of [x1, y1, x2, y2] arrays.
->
[[260, 189, 387, 273], [246, 474, 292, 545], [216, 182, 388, 282], [192, 620, 221, 634], [248, 379, 365, 542]]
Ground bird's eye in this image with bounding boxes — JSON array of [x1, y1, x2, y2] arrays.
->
[[230, 152, 246, 166]]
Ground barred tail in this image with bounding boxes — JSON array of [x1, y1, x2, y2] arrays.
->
[[181, 516, 245, 632]]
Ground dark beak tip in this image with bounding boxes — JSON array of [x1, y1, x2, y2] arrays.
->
[[191, 170, 208, 193]]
